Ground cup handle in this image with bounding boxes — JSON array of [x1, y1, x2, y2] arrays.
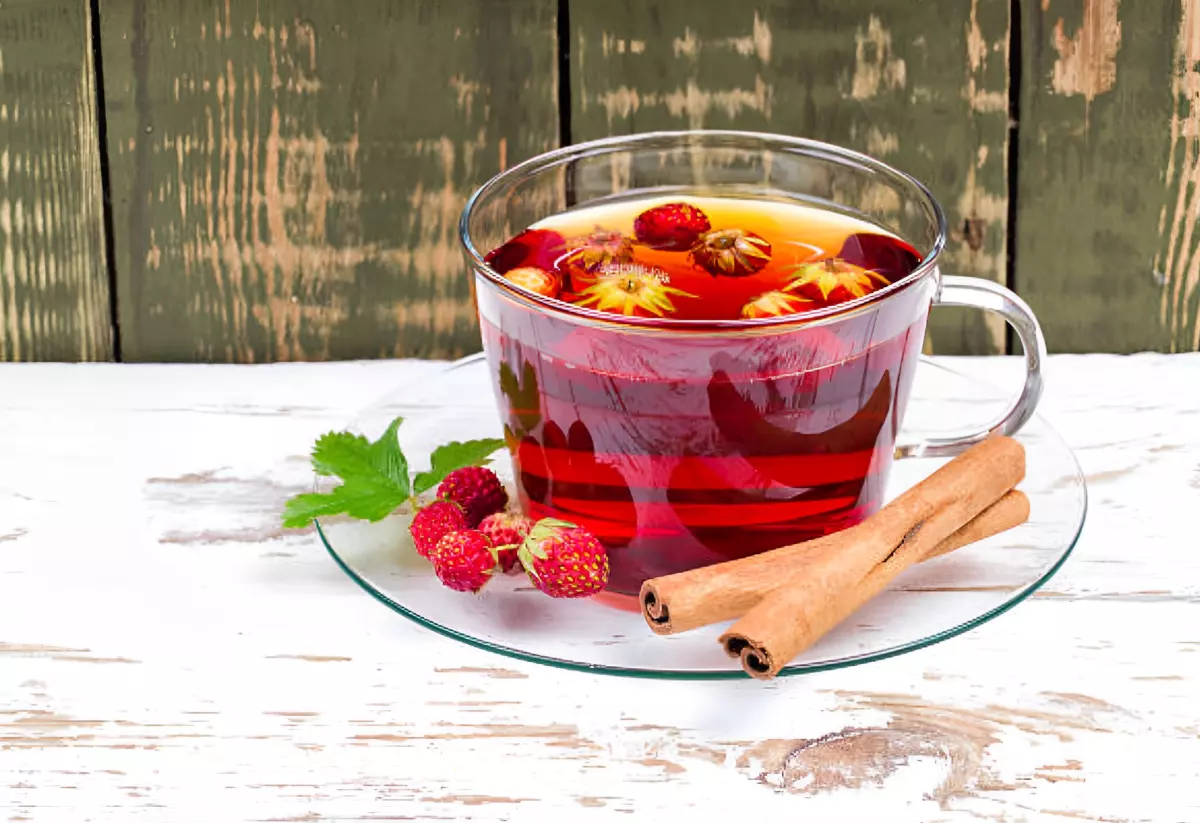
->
[[895, 274, 1046, 460]]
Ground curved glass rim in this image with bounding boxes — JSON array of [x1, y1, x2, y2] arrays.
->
[[317, 353, 1087, 680], [459, 130, 950, 334]]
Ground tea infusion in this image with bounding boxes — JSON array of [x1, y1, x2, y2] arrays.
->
[[482, 196, 926, 594], [485, 196, 920, 321]]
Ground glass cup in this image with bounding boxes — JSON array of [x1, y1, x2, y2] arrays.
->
[[459, 131, 1045, 596]]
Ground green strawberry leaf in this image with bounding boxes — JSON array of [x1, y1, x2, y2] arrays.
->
[[282, 417, 410, 528], [311, 431, 371, 477], [412, 437, 506, 495]]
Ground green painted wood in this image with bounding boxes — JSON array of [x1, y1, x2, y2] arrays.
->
[[0, 0, 113, 362], [569, 0, 1012, 355], [1016, 0, 1180, 353], [100, 0, 558, 362]]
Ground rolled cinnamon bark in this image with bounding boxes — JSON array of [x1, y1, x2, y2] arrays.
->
[[718, 441, 1028, 679], [641, 436, 1026, 635], [925, 489, 1028, 559]]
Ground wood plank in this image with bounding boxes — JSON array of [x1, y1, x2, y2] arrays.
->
[[1017, 0, 1181, 353], [0, 0, 113, 361], [569, 0, 1012, 355], [100, 0, 558, 362], [1153, 0, 1200, 352]]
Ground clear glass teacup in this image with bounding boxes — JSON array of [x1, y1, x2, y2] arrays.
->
[[460, 131, 1044, 595]]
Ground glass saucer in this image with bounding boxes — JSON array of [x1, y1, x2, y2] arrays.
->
[[317, 354, 1086, 679]]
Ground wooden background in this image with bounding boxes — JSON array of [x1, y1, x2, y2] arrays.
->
[[0, 0, 1195, 362]]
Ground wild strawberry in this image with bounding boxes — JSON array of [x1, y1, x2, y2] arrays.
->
[[633, 202, 711, 251], [485, 229, 567, 274], [691, 228, 772, 277], [504, 266, 561, 298], [437, 466, 508, 527], [740, 290, 815, 319], [562, 227, 634, 284], [428, 529, 496, 593], [409, 500, 469, 559], [784, 258, 890, 304], [573, 267, 696, 317], [518, 518, 609, 598], [479, 511, 536, 573]]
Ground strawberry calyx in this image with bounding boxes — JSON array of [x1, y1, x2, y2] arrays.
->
[[517, 517, 577, 571], [562, 227, 634, 279], [783, 257, 890, 303], [740, 290, 815, 319], [572, 267, 697, 317], [691, 228, 772, 277]]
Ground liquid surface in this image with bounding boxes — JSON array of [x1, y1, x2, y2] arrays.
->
[[484, 196, 921, 321], [480, 195, 930, 593]]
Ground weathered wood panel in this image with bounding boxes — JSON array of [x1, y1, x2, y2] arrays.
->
[[569, 0, 1012, 355], [100, 0, 558, 362], [1154, 0, 1200, 353], [1017, 0, 1180, 353], [0, 0, 113, 361]]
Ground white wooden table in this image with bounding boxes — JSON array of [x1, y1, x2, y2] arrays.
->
[[2, 355, 1198, 822]]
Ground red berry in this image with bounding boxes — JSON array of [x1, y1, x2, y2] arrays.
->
[[428, 530, 496, 593], [517, 518, 609, 598], [437, 466, 508, 527], [409, 500, 469, 559], [479, 511, 536, 573], [633, 202, 711, 251], [484, 229, 567, 274]]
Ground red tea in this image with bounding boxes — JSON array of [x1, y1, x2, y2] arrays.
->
[[477, 196, 929, 595]]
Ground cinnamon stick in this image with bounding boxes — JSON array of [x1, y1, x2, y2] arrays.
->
[[719, 442, 1028, 679], [925, 489, 1028, 560], [642, 436, 1026, 636]]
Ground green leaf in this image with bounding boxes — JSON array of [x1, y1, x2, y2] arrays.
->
[[282, 480, 407, 528], [282, 492, 350, 528], [282, 416, 411, 528], [365, 417, 408, 492], [412, 437, 506, 495], [311, 431, 372, 477]]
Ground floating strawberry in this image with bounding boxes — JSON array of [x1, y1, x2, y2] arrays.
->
[[409, 500, 469, 559], [429, 529, 496, 593], [485, 229, 566, 274], [437, 466, 508, 527], [691, 228, 772, 277], [478, 511, 536, 573], [783, 258, 890, 304], [573, 267, 697, 317], [740, 290, 815, 319], [504, 266, 561, 299], [518, 518, 609, 598], [562, 227, 634, 283], [633, 202, 711, 251]]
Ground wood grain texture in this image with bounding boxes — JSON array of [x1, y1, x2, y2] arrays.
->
[[1, 356, 1200, 819], [100, 0, 558, 362], [1017, 0, 1180, 353], [1156, 0, 1200, 352], [569, 0, 1012, 355], [0, 0, 113, 361]]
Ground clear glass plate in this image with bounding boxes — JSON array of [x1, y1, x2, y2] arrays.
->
[[317, 354, 1086, 679]]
